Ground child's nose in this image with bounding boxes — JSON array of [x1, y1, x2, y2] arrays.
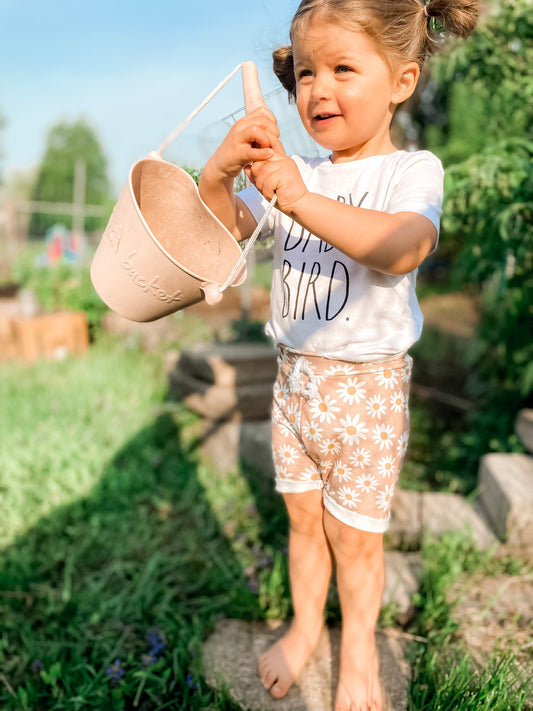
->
[[310, 72, 332, 100]]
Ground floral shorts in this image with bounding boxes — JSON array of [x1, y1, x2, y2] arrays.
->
[[271, 349, 412, 533]]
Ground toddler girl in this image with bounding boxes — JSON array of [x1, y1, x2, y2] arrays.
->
[[199, 1, 478, 709]]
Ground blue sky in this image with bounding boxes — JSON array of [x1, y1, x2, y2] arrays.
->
[[1, 0, 319, 192]]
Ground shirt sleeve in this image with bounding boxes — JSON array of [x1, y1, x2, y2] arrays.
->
[[387, 151, 444, 237], [237, 185, 275, 239]]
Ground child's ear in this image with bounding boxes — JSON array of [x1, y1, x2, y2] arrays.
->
[[392, 62, 420, 105]]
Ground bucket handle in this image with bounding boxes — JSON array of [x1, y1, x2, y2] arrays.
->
[[156, 61, 266, 157], [153, 62, 278, 301]]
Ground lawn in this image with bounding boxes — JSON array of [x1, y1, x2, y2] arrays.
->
[[0, 334, 530, 710]]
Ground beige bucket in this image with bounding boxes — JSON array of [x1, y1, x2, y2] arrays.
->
[[90, 62, 273, 322]]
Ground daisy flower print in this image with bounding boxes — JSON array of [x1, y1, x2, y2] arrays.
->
[[366, 394, 387, 419], [301, 420, 323, 442], [309, 394, 340, 424], [402, 358, 413, 383], [284, 402, 301, 430], [332, 460, 352, 482], [334, 414, 369, 446], [278, 444, 299, 466], [397, 431, 409, 458], [349, 448, 372, 469], [390, 391, 406, 413], [372, 423, 396, 451], [319, 438, 342, 458], [273, 381, 289, 403], [300, 465, 321, 482], [374, 368, 400, 390], [377, 455, 396, 478], [337, 486, 361, 509], [376, 484, 395, 511], [336, 377, 367, 405], [355, 473, 379, 493]]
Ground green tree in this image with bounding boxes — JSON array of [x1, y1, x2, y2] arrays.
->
[[427, 0, 533, 463], [426, 0, 532, 164], [29, 119, 112, 237]]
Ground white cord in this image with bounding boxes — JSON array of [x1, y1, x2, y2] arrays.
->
[[157, 63, 244, 156], [217, 194, 277, 293], [154, 62, 276, 293]]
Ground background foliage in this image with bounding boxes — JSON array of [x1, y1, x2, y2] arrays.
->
[[29, 119, 113, 237], [422, 0, 533, 464]]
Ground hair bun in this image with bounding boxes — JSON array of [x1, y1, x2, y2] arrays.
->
[[273, 45, 297, 101]]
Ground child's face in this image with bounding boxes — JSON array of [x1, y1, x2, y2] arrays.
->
[[292, 19, 402, 163]]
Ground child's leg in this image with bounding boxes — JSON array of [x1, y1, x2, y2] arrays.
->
[[323, 509, 384, 711], [259, 489, 333, 698]]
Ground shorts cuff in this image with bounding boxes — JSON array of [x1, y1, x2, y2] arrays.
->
[[275, 479, 324, 494], [323, 491, 390, 533]]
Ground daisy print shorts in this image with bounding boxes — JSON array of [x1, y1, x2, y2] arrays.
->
[[271, 348, 412, 533]]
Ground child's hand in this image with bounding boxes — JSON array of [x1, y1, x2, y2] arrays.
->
[[245, 148, 308, 215], [207, 107, 282, 180]]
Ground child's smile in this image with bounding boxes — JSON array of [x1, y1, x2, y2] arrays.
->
[[293, 19, 403, 163]]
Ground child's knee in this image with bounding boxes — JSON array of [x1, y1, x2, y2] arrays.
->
[[283, 490, 325, 537], [323, 508, 383, 562]]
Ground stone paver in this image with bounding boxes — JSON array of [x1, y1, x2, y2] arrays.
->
[[169, 369, 273, 420], [240, 420, 275, 475], [178, 342, 278, 388], [516, 409, 533, 453], [478, 453, 533, 547], [421, 491, 497, 549], [203, 619, 410, 711], [383, 551, 421, 625], [387, 489, 423, 551]]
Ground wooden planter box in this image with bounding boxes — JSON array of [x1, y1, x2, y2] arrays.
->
[[0, 311, 89, 362]]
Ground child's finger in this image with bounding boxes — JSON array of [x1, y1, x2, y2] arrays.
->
[[245, 106, 280, 137], [246, 147, 274, 163], [240, 124, 275, 151]]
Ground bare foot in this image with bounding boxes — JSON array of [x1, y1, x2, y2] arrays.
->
[[259, 623, 322, 699], [334, 633, 382, 711]]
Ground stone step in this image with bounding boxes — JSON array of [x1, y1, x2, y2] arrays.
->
[[383, 551, 421, 626], [516, 409, 533, 453], [421, 491, 497, 549], [176, 342, 278, 387], [240, 420, 275, 474], [478, 452, 533, 548], [203, 619, 411, 711], [239, 425, 498, 550], [387, 489, 497, 550], [169, 370, 273, 421]]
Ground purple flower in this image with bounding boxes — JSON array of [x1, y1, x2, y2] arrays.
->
[[186, 673, 199, 690], [31, 659, 44, 675], [146, 626, 166, 661], [106, 659, 124, 687]]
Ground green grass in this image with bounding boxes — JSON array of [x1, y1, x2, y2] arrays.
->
[[408, 533, 532, 710], [0, 337, 530, 709], [0, 338, 288, 709]]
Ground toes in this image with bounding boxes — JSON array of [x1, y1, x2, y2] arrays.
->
[[259, 666, 276, 690], [271, 679, 290, 699]]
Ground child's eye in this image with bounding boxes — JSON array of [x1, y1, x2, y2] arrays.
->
[[335, 65, 353, 74], [297, 69, 313, 79]]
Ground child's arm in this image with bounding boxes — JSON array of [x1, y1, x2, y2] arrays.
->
[[246, 152, 437, 276], [198, 107, 283, 242]]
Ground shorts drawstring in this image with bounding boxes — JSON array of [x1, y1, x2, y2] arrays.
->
[[287, 356, 319, 400]]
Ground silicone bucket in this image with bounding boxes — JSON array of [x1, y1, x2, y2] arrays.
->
[[90, 62, 269, 322]]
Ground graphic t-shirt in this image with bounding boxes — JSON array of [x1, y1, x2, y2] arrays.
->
[[238, 150, 444, 362]]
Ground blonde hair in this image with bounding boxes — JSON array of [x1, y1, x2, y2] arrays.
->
[[273, 0, 479, 99]]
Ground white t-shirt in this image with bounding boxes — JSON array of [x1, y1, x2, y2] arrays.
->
[[239, 150, 444, 362]]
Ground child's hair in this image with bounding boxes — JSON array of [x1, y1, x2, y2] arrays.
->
[[273, 0, 479, 99]]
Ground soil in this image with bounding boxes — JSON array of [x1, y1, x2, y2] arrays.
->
[[448, 565, 533, 679]]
